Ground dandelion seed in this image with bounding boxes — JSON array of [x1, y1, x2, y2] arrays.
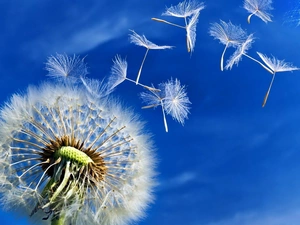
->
[[129, 30, 173, 84], [256, 52, 300, 107], [140, 78, 191, 132], [209, 20, 247, 71], [140, 87, 169, 132], [45, 53, 88, 83], [225, 33, 255, 70], [243, 0, 273, 23], [80, 76, 111, 99], [107, 55, 160, 92], [225, 34, 274, 73], [162, 0, 205, 18], [0, 58, 156, 225], [257, 52, 299, 73], [186, 10, 200, 53], [163, 79, 191, 125], [107, 55, 128, 90], [152, 0, 205, 53]]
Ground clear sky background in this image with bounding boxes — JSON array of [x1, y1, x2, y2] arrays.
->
[[1, 0, 300, 225]]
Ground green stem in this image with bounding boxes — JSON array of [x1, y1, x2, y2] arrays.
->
[[51, 214, 65, 225]]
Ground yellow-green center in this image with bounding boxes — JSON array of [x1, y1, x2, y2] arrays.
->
[[55, 146, 93, 165]]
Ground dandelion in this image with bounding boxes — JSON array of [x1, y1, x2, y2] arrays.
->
[[152, 0, 205, 53], [243, 0, 273, 23], [140, 78, 191, 132], [129, 30, 173, 85], [0, 57, 156, 225], [209, 20, 247, 71], [45, 53, 88, 83], [256, 52, 300, 107]]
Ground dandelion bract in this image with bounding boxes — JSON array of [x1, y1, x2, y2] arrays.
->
[[0, 56, 156, 225], [243, 0, 273, 23]]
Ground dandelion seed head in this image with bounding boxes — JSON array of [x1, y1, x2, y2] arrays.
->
[[0, 81, 156, 225], [45, 53, 88, 83]]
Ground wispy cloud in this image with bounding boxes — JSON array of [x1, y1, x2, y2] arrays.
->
[[24, 18, 129, 59], [1, 0, 160, 60], [159, 171, 197, 191]]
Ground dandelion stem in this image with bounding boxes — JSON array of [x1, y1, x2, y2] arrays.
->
[[262, 73, 276, 107], [142, 104, 160, 109], [186, 36, 191, 53], [151, 18, 186, 29], [160, 100, 168, 132], [184, 17, 190, 52], [247, 10, 258, 24], [244, 54, 274, 74], [247, 13, 254, 24], [125, 78, 160, 92], [136, 48, 149, 84], [221, 43, 229, 71]]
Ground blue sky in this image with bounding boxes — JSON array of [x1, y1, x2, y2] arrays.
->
[[1, 0, 300, 225]]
